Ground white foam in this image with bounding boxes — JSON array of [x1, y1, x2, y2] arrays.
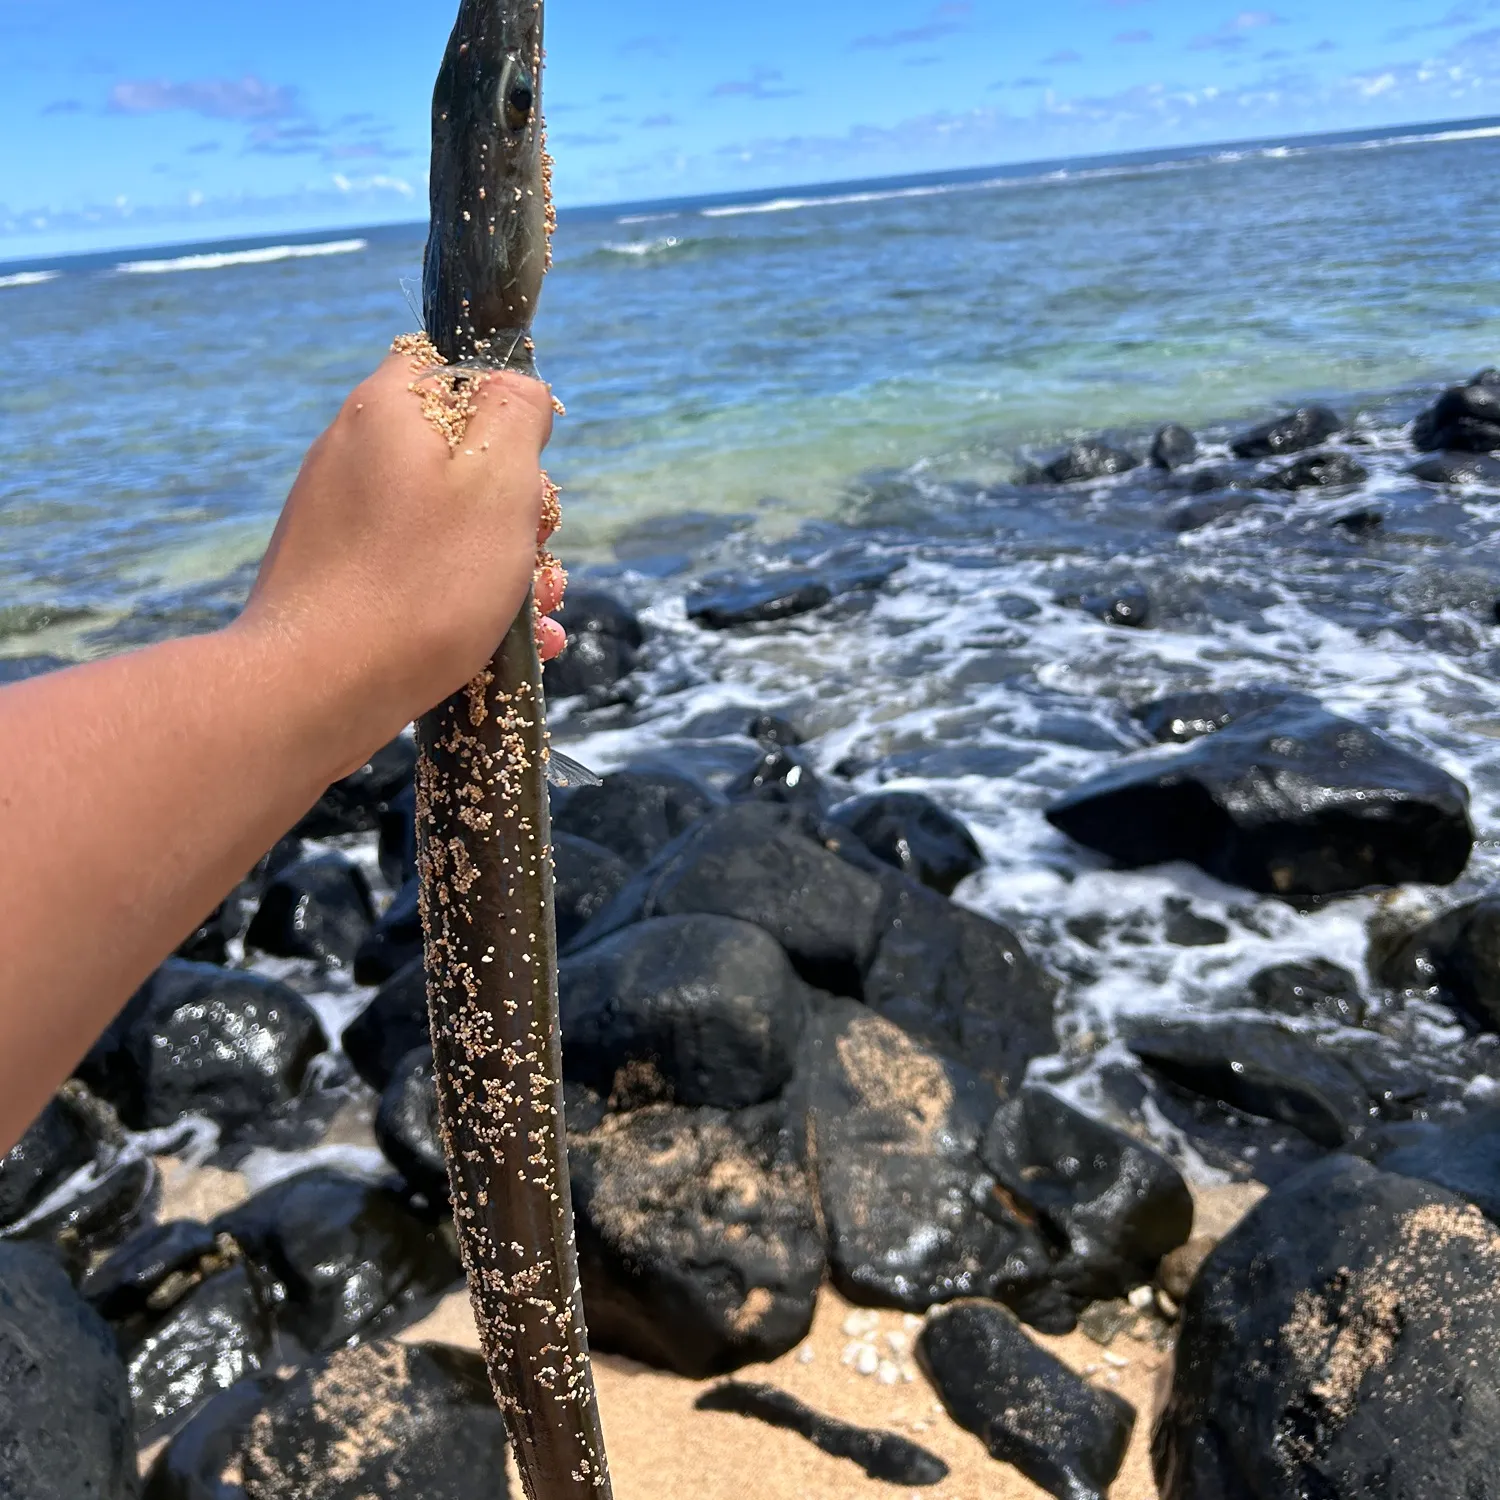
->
[[116, 238, 368, 275], [0, 270, 59, 288], [602, 236, 683, 257], [616, 211, 681, 225]]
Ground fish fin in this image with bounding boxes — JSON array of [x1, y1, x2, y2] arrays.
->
[[546, 749, 603, 789]]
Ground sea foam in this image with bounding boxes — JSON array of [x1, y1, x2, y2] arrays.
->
[[116, 238, 368, 275]]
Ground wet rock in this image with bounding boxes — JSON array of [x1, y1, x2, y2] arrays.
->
[[1411, 368, 1500, 453], [1377, 1105, 1500, 1222], [919, 1301, 1134, 1500], [124, 1264, 275, 1438], [1373, 894, 1500, 1031], [749, 712, 803, 746], [687, 562, 900, 630], [0, 1240, 140, 1499], [239, 1341, 509, 1500], [1027, 439, 1140, 484], [1263, 450, 1370, 490], [1151, 423, 1198, 471], [213, 1169, 458, 1352], [175, 899, 245, 966], [1133, 685, 1316, 743], [554, 832, 633, 948], [341, 960, 428, 1092], [0, 652, 70, 683], [552, 767, 724, 869], [725, 744, 830, 813], [83, 1220, 222, 1322], [571, 1102, 825, 1377], [1162, 899, 1229, 947], [378, 781, 417, 888], [1332, 507, 1382, 535], [80, 961, 325, 1138], [827, 790, 984, 896], [1154, 1156, 1500, 1500], [245, 853, 374, 969], [1048, 702, 1474, 896], [1165, 493, 1258, 532], [1230, 404, 1342, 459], [544, 587, 644, 700], [1070, 581, 1151, 628], [1249, 959, 1366, 1027], [788, 998, 1056, 1321], [141, 1374, 275, 1500], [374, 1048, 446, 1203], [696, 1381, 948, 1486], [351, 879, 422, 987], [561, 915, 809, 1110], [0, 1094, 97, 1227], [1408, 451, 1500, 484], [980, 1085, 1194, 1311], [14, 1153, 158, 1262], [1157, 1235, 1217, 1303], [1128, 1017, 1373, 1148], [294, 736, 415, 839]]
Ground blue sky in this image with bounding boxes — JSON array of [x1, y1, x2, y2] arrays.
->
[[2, 0, 1498, 259]]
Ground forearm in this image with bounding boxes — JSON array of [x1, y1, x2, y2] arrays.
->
[[0, 619, 390, 1150]]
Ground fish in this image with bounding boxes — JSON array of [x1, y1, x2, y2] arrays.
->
[[414, 3, 613, 1498]]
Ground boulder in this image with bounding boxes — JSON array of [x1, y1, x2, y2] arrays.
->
[[1162, 899, 1229, 947], [1408, 451, 1500, 484], [695, 1382, 948, 1485], [827, 790, 983, 896], [378, 782, 417, 887], [1374, 894, 1500, 1031], [571, 1102, 825, 1377], [1230, 404, 1341, 459], [1377, 1105, 1500, 1222], [1249, 959, 1366, 1027], [1048, 703, 1474, 896], [0, 1240, 141, 1500], [79, 961, 325, 1138], [213, 1169, 458, 1352], [0, 1093, 97, 1228], [554, 832, 633, 947], [560, 915, 809, 1109], [1151, 423, 1198, 471], [552, 768, 724, 870], [245, 853, 374, 969], [239, 1341, 509, 1500], [352, 879, 422, 987], [82, 1220, 222, 1322], [1263, 451, 1369, 490], [1154, 1156, 1500, 1499], [1133, 685, 1316, 743], [919, 1301, 1134, 1500], [1026, 439, 1140, 484], [687, 562, 900, 630], [1165, 493, 1258, 532], [748, 712, 803, 746], [979, 1086, 1193, 1312], [140, 1375, 274, 1500], [1081, 581, 1151, 628], [1129, 1017, 1373, 1149], [294, 736, 415, 839], [1411, 368, 1500, 453], [544, 587, 644, 700], [342, 960, 428, 1092], [374, 1048, 447, 1203], [724, 744, 832, 814], [13, 1153, 158, 1262]]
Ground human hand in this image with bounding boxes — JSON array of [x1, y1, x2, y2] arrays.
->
[[240, 351, 565, 772]]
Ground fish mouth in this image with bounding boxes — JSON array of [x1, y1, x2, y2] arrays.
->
[[422, 0, 548, 371]]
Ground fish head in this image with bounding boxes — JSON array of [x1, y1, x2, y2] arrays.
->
[[423, 0, 548, 371]]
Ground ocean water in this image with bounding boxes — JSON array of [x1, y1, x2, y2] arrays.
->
[[4, 119, 1500, 1177]]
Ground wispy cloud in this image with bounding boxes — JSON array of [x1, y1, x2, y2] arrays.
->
[[619, 36, 674, 59], [711, 67, 800, 100], [108, 75, 298, 121], [642, 113, 677, 128], [1115, 30, 1154, 44], [1044, 49, 1084, 65], [1189, 11, 1285, 51], [42, 99, 84, 115], [851, 2, 972, 51]]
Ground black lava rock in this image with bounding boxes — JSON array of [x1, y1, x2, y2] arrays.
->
[[828, 790, 984, 896], [374, 1048, 447, 1203], [141, 1374, 275, 1500], [1263, 450, 1370, 490], [213, 1169, 458, 1352], [124, 1264, 275, 1438], [687, 562, 900, 630], [571, 1102, 825, 1377], [14, 1154, 158, 1263], [342, 960, 428, 1092], [239, 1341, 509, 1500], [1162, 899, 1229, 947], [1374, 894, 1500, 1031], [0, 1093, 97, 1228], [724, 744, 830, 813], [554, 832, 633, 948], [378, 781, 417, 888], [1377, 1106, 1500, 1222], [245, 853, 374, 969], [979, 1085, 1193, 1312], [1408, 451, 1500, 484], [79, 962, 325, 1138], [1411, 368, 1500, 453], [1249, 959, 1366, 1027], [919, 1301, 1134, 1500], [553, 768, 724, 869], [1048, 703, 1474, 896], [1128, 1017, 1373, 1149], [1028, 439, 1141, 484], [696, 1382, 948, 1486], [0, 1240, 141, 1499], [561, 915, 809, 1109], [352, 879, 422, 987], [544, 587, 644, 701], [749, 712, 803, 746], [1151, 423, 1198, 470], [1078, 581, 1151, 628], [1154, 1156, 1500, 1499], [82, 1220, 221, 1323], [1133, 685, 1316, 743], [1230, 405, 1342, 459], [295, 736, 416, 839], [1166, 493, 1258, 532]]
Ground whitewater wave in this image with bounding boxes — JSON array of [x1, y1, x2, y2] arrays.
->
[[0, 270, 59, 289], [116, 238, 368, 275], [616, 212, 681, 226], [602, 236, 684, 258]]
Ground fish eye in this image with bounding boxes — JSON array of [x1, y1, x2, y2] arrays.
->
[[499, 57, 535, 133]]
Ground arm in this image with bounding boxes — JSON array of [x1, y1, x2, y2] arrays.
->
[[0, 354, 561, 1152]]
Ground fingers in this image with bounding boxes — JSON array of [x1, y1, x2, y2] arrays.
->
[[535, 561, 566, 616], [537, 616, 567, 662], [463, 369, 555, 457]]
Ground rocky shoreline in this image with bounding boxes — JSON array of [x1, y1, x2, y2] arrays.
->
[[5, 368, 1500, 1497]]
